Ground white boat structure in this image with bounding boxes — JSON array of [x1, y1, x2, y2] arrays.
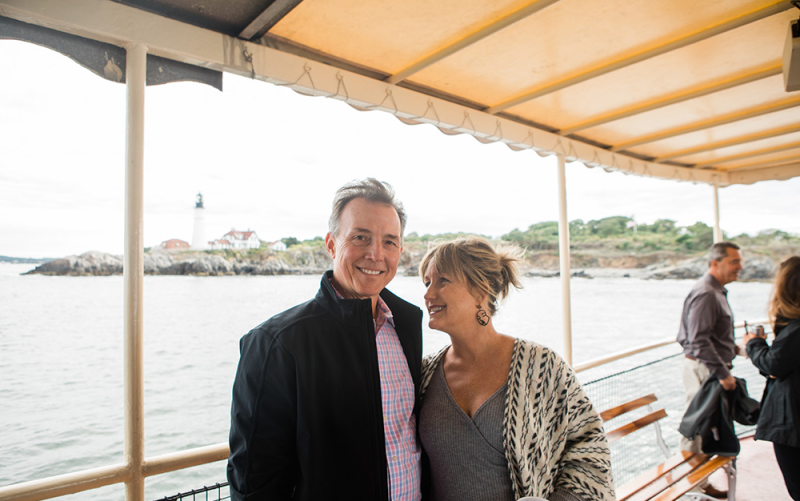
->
[[1, 1, 799, 499]]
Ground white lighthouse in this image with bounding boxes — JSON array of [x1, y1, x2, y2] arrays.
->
[[191, 193, 207, 250]]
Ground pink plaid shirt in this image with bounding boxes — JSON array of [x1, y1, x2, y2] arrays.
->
[[331, 283, 421, 499], [374, 296, 421, 501]]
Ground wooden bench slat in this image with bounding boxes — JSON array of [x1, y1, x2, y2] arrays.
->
[[606, 408, 668, 443], [601, 395, 735, 501], [617, 451, 697, 500], [623, 453, 709, 501], [649, 455, 735, 501], [600, 393, 657, 422]]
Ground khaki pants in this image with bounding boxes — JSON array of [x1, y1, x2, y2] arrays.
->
[[680, 357, 711, 488]]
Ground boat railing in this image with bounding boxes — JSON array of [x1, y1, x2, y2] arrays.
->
[[0, 320, 770, 501], [574, 337, 676, 373], [581, 319, 769, 487]]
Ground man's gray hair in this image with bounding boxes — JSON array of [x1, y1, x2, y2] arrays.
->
[[328, 178, 407, 238], [707, 241, 740, 266]]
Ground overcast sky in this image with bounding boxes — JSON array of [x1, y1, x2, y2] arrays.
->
[[2, 40, 799, 259]]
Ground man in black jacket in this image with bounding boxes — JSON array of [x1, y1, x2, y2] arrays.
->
[[227, 179, 423, 501]]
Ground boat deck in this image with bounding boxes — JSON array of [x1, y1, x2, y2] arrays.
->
[[706, 434, 792, 500]]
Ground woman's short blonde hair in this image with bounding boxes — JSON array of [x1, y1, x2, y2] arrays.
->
[[769, 255, 800, 327], [419, 236, 523, 316]]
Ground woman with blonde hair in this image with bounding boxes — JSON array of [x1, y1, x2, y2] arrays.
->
[[418, 236, 613, 501], [744, 255, 800, 500]]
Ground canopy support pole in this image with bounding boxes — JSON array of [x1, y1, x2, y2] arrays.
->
[[712, 183, 722, 243], [556, 153, 573, 365], [123, 43, 147, 501]]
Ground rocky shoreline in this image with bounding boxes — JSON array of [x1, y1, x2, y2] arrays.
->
[[524, 254, 776, 281], [24, 249, 331, 276], [24, 249, 780, 281]]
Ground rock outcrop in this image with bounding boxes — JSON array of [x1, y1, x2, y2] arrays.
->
[[642, 257, 708, 280], [26, 251, 123, 276], [25, 250, 325, 276], [524, 269, 593, 279], [738, 255, 776, 281], [643, 255, 776, 281]]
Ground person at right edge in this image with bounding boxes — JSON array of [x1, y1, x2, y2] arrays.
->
[[676, 241, 743, 499], [743, 256, 800, 501]]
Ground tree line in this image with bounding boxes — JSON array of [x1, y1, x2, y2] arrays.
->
[[271, 216, 798, 254], [500, 217, 798, 252]]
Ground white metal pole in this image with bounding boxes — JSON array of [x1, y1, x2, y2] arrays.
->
[[556, 153, 573, 365], [123, 43, 147, 501], [713, 183, 722, 243]]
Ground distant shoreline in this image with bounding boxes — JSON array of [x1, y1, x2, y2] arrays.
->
[[0, 255, 53, 265], [21, 246, 785, 282], [11, 216, 800, 277]]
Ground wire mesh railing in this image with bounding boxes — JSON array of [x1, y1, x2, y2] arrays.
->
[[582, 327, 769, 487], [154, 482, 230, 501]]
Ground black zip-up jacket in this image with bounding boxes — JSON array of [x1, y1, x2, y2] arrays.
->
[[746, 316, 800, 448], [227, 271, 423, 500], [678, 375, 760, 456]]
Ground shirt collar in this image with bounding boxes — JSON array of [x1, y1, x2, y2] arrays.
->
[[374, 295, 395, 331], [330, 278, 345, 300], [329, 278, 395, 328], [705, 272, 728, 294]]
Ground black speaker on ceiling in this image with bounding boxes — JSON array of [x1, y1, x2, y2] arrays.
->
[[783, 19, 800, 92]]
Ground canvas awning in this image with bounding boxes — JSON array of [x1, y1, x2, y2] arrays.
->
[[2, 0, 800, 186]]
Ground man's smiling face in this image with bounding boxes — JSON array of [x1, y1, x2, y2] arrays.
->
[[325, 197, 403, 304]]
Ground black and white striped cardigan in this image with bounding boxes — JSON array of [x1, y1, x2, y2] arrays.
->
[[420, 339, 615, 501]]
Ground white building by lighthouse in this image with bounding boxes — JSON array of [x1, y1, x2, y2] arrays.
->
[[191, 193, 207, 250]]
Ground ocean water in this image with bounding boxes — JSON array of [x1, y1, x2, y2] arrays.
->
[[0, 263, 773, 500]]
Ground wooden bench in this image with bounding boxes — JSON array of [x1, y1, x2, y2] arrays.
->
[[601, 394, 737, 501]]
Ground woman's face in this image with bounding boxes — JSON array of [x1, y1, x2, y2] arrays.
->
[[423, 262, 484, 334]]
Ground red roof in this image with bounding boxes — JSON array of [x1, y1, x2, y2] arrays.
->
[[223, 230, 256, 240], [160, 239, 190, 249]]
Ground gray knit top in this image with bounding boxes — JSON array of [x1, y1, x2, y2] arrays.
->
[[419, 362, 515, 501]]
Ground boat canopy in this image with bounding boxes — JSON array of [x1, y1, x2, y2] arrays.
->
[[2, 0, 800, 186]]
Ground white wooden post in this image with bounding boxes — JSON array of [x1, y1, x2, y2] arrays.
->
[[556, 153, 573, 365], [123, 43, 146, 501], [713, 183, 722, 243]]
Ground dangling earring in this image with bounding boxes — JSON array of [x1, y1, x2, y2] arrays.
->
[[475, 305, 489, 326]]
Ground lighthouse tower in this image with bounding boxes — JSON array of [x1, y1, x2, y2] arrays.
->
[[191, 193, 207, 250]]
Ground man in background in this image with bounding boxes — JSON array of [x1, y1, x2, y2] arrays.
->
[[676, 241, 743, 499], [227, 178, 422, 500]]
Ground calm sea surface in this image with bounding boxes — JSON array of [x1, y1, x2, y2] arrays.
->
[[0, 263, 773, 500]]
